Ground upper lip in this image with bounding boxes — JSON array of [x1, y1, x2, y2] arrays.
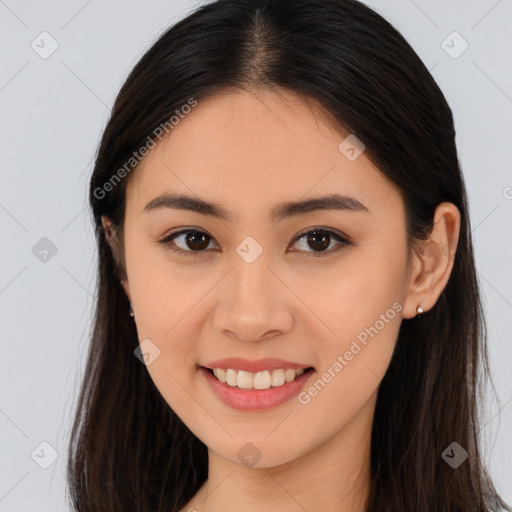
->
[[201, 357, 314, 373]]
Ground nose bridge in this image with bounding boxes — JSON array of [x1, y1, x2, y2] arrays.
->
[[229, 242, 276, 310], [212, 239, 293, 341]]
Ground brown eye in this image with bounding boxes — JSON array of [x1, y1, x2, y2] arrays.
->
[[181, 231, 211, 251], [290, 228, 351, 257], [306, 230, 331, 251], [160, 229, 215, 256]]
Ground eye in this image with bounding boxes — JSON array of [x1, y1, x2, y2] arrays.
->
[[159, 229, 217, 257], [290, 227, 352, 257], [159, 227, 352, 258]]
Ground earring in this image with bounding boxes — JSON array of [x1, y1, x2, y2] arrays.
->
[[128, 305, 134, 317], [416, 304, 424, 316]]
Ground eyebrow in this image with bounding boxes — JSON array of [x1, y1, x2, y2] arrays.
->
[[143, 192, 369, 223]]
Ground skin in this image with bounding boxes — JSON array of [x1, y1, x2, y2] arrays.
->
[[102, 88, 460, 512]]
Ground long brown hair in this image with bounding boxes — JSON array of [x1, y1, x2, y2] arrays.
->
[[67, 0, 511, 510]]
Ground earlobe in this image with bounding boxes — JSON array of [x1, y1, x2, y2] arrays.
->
[[403, 202, 461, 319]]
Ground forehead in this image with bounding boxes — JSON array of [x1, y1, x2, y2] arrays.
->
[[126, 88, 402, 224]]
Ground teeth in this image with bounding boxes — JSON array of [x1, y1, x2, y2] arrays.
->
[[211, 367, 306, 389]]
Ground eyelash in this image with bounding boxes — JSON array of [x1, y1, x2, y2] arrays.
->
[[158, 226, 353, 258]]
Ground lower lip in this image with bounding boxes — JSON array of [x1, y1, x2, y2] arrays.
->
[[199, 366, 315, 411]]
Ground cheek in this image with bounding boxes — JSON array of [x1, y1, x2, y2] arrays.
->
[[301, 245, 405, 403], [305, 247, 405, 345], [130, 273, 205, 375], [124, 239, 210, 398], [125, 232, 206, 333]]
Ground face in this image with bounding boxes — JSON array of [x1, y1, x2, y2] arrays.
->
[[111, 88, 415, 468]]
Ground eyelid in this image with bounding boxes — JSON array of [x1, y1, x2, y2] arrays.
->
[[159, 226, 353, 257]]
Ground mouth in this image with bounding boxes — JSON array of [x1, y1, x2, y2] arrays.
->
[[199, 365, 316, 411]]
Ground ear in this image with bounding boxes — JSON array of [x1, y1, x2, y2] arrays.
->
[[402, 202, 461, 319], [101, 215, 131, 301]]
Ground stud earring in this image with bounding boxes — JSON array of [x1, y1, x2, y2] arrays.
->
[[128, 305, 134, 318], [416, 304, 424, 316]]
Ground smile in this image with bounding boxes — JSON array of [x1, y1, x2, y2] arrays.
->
[[199, 366, 316, 411], [210, 367, 311, 389]]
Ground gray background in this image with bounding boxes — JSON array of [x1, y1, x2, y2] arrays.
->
[[0, 0, 511, 509]]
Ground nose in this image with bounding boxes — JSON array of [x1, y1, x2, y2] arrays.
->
[[212, 254, 294, 343]]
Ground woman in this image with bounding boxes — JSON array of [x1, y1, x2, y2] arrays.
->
[[67, 0, 512, 510]]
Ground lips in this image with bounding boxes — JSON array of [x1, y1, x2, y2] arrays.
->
[[200, 366, 316, 410], [200, 357, 314, 373]]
